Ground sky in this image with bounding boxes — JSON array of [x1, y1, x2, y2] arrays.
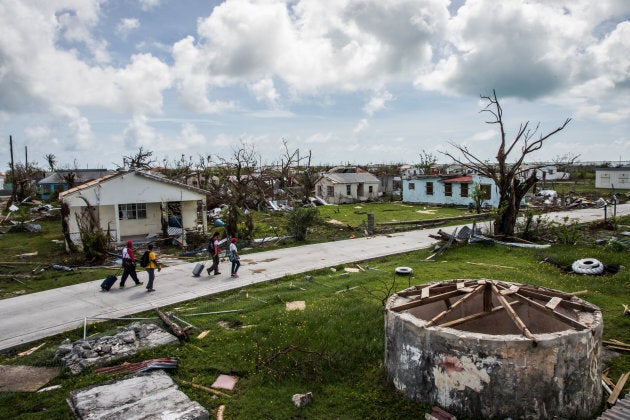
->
[[1, 0, 629, 171]]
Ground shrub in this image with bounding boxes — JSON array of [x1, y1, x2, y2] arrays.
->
[[284, 207, 320, 241]]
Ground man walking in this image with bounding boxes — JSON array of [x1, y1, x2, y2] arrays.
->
[[206, 232, 221, 275], [145, 244, 160, 292], [120, 240, 143, 287]]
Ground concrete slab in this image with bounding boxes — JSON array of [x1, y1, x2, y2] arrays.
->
[[0, 365, 60, 392], [67, 370, 208, 419], [1, 205, 628, 353]]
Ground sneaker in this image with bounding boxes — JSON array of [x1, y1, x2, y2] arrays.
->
[[119, 285, 125, 288], [135, 282, 144, 286], [231, 273, 239, 278], [147, 288, 155, 292], [215, 272, 221, 275]]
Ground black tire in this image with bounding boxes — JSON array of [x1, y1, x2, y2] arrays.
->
[[395, 266, 413, 275]]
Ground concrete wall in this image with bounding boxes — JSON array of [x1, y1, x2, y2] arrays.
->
[[385, 290, 603, 419], [402, 175, 500, 208], [595, 168, 630, 189]]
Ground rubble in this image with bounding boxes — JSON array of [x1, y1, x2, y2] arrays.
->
[[55, 322, 178, 374]]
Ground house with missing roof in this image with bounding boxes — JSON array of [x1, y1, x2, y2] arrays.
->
[[315, 168, 380, 204], [402, 174, 500, 208], [59, 170, 207, 248]]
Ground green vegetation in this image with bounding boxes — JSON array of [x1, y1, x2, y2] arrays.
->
[[1, 214, 629, 418]]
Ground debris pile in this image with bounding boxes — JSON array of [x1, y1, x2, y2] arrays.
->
[[55, 322, 178, 374]]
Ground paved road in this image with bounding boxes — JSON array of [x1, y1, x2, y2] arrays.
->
[[1, 204, 628, 352]]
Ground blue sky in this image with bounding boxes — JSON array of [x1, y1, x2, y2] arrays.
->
[[1, 0, 629, 170]]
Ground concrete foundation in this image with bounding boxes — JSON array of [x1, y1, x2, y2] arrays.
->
[[385, 279, 603, 419]]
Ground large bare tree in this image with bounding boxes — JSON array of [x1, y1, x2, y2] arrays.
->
[[442, 91, 571, 236]]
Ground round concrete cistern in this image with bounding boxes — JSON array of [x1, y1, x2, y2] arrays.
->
[[384, 279, 603, 419]]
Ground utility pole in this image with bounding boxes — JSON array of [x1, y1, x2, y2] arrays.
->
[[7, 135, 17, 210]]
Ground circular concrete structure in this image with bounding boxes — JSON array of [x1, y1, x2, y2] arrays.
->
[[385, 279, 603, 419]]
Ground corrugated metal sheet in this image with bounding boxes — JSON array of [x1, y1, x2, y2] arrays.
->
[[599, 393, 630, 419]]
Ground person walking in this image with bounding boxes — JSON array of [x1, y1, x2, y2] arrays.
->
[[145, 244, 161, 292], [120, 240, 143, 287], [229, 237, 240, 278], [206, 231, 221, 275]]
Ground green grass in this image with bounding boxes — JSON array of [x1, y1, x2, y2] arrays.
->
[[1, 233, 629, 419]]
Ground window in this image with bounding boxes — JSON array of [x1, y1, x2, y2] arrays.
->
[[408, 182, 415, 190], [346, 185, 352, 195], [119, 203, 147, 220], [445, 183, 452, 197], [426, 182, 434, 195], [368, 185, 373, 194], [326, 186, 334, 197], [460, 183, 469, 197], [481, 184, 491, 199]]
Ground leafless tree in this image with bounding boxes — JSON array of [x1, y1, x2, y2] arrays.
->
[[442, 90, 571, 236], [122, 146, 156, 170]]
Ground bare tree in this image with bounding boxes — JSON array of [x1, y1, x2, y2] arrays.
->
[[442, 91, 571, 236], [122, 146, 156, 170]]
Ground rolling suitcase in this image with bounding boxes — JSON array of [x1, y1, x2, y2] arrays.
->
[[192, 261, 205, 277], [101, 274, 118, 291]]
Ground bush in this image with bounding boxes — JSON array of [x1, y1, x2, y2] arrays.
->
[[284, 207, 320, 241]]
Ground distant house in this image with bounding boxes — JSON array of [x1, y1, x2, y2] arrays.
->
[[59, 171, 208, 247], [402, 174, 500, 208], [595, 167, 630, 190], [39, 169, 113, 200], [521, 165, 570, 181], [315, 170, 380, 204]]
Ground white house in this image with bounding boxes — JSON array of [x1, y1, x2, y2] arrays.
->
[[402, 174, 500, 208], [315, 172, 380, 204], [59, 171, 207, 246], [595, 167, 630, 189], [521, 165, 570, 181]]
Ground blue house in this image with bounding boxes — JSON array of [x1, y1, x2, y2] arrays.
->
[[38, 169, 113, 200], [402, 174, 500, 208]]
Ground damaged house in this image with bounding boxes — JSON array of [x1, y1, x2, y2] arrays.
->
[[59, 171, 207, 247], [595, 167, 630, 189], [38, 169, 113, 200], [402, 173, 500, 208], [315, 167, 380, 204]]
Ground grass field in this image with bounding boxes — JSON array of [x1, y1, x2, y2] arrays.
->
[[1, 210, 629, 418]]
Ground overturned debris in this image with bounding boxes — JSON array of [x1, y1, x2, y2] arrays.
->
[[67, 370, 208, 419]]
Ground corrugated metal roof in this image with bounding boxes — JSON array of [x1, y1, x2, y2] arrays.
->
[[324, 172, 379, 184]]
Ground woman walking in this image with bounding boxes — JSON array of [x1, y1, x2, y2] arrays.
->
[[229, 237, 240, 278]]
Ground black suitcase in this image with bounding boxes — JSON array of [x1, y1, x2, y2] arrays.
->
[[101, 274, 117, 291], [192, 262, 205, 277]]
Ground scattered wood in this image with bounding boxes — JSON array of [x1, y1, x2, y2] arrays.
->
[[624, 304, 630, 316], [156, 308, 192, 341], [466, 262, 516, 269], [179, 380, 232, 398], [16, 252, 38, 259], [197, 330, 210, 340], [607, 371, 630, 405], [217, 405, 226, 420], [603, 339, 630, 353], [17, 342, 46, 358]]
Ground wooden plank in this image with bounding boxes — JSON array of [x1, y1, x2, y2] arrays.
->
[[421, 286, 430, 299], [425, 285, 484, 327], [545, 296, 562, 310], [607, 371, 630, 405], [492, 284, 536, 342], [390, 289, 467, 312]]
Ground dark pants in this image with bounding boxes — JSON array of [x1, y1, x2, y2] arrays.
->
[[120, 261, 140, 286], [207, 254, 220, 274], [231, 258, 240, 275], [146, 268, 155, 290]]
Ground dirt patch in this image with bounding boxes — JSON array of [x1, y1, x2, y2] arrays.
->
[[0, 365, 60, 392]]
